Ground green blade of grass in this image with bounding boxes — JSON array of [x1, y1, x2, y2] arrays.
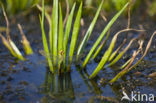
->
[[40, 16, 53, 73], [76, 0, 104, 58], [120, 58, 131, 69], [49, 14, 53, 56], [107, 38, 135, 67], [37, 4, 52, 55], [58, 3, 64, 70], [68, 2, 82, 69], [108, 39, 127, 62], [37, 5, 51, 25], [58, 3, 64, 53], [40, 0, 53, 72], [63, 3, 76, 65], [83, 3, 129, 68], [89, 33, 119, 79], [92, 30, 110, 60], [52, 0, 58, 65]]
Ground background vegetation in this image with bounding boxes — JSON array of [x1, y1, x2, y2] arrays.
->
[[0, 0, 156, 18]]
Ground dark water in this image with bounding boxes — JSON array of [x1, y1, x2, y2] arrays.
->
[[0, 14, 156, 103]]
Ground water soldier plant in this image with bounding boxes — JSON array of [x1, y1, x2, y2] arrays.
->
[[39, 0, 124, 71], [39, 0, 156, 83], [0, 6, 33, 60]]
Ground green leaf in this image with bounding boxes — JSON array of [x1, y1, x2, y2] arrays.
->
[[83, 2, 129, 68], [108, 39, 126, 62], [107, 38, 135, 67], [89, 28, 132, 79], [68, 2, 82, 69], [63, 3, 76, 64], [120, 58, 131, 69], [58, 3, 64, 53], [92, 30, 110, 60], [77, 0, 104, 58], [40, 0, 53, 72], [58, 3, 64, 70], [40, 16, 53, 73], [52, 0, 58, 65], [89, 35, 118, 79]]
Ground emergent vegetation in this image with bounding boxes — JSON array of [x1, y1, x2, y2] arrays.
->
[[39, 0, 156, 83]]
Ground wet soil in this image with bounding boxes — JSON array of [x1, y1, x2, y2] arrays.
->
[[0, 13, 156, 103]]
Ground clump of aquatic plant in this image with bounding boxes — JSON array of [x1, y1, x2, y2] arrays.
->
[[0, 6, 33, 60], [39, 0, 128, 73], [40, 0, 156, 83]]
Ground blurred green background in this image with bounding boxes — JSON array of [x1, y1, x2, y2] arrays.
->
[[0, 0, 156, 17]]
